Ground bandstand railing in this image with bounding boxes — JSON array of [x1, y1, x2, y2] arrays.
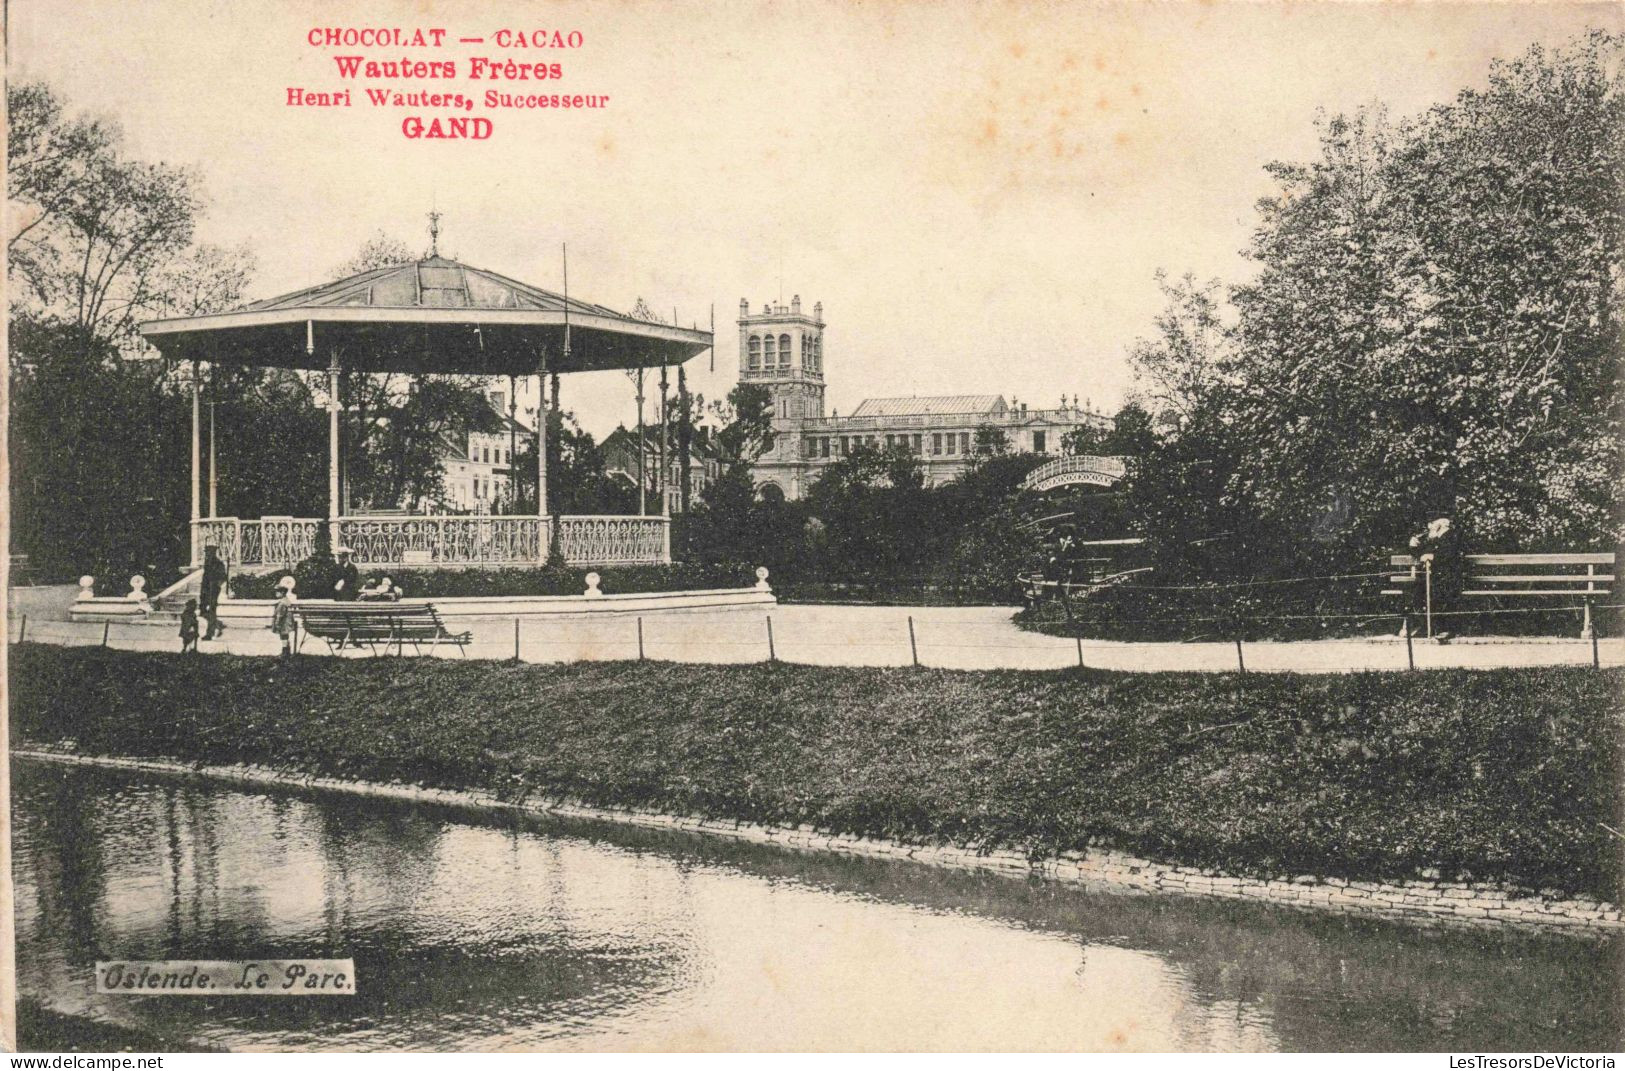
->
[[192, 517, 320, 569], [192, 514, 671, 568]]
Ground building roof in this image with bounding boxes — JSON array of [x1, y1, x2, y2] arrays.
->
[[849, 394, 1007, 418], [140, 255, 711, 375]]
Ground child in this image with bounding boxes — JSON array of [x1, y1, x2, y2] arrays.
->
[[269, 576, 298, 661], [179, 598, 199, 653]]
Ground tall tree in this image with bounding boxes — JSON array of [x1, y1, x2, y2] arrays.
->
[[1228, 32, 1623, 550]]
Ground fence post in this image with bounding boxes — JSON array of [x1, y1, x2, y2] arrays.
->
[[18, 615, 25, 644], [1592, 620, 1601, 670], [1424, 558, 1433, 639], [1076, 633, 1085, 669], [1234, 635, 1246, 676], [102, 621, 110, 648], [1403, 614, 1415, 672], [908, 615, 919, 667], [766, 615, 776, 663], [1581, 563, 1596, 640], [637, 617, 645, 661]]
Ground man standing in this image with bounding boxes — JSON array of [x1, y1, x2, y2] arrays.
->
[[333, 546, 360, 601], [199, 544, 228, 640]]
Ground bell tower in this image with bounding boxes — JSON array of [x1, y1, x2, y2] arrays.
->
[[738, 295, 825, 429]]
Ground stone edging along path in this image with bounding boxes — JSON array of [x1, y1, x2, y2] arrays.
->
[[16, 748, 1621, 937]]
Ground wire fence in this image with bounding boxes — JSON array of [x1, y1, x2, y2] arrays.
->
[[11, 600, 1622, 674]]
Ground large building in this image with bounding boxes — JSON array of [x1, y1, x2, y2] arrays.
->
[[741, 297, 1111, 499]]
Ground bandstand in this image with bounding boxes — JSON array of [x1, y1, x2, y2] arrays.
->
[[139, 253, 710, 573]]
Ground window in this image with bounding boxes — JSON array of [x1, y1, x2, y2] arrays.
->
[[912, 434, 922, 454], [839, 436, 848, 455], [885, 434, 894, 448], [960, 432, 970, 454], [764, 335, 776, 368], [946, 433, 956, 455], [1033, 431, 1047, 453], [932, 433, 942, 455], [820, 437, 830, 458], [748, 336, 761, 371], [779, 334, 792, 368]]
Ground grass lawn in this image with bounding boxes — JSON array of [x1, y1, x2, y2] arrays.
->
[[10, 644, 1621, 901]]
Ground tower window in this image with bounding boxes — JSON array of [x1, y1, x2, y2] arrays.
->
[[748, 336, 761, 371], [779, 334, 791, 368], [764, 335, 776, 368]]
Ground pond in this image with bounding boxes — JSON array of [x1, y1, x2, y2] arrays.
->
[[12, 762, 1621, 1052]]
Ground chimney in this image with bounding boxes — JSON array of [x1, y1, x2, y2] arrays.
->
[[791, 294, 801, 314], [813, 301, 823, 321], [739, 298, 749, 317]]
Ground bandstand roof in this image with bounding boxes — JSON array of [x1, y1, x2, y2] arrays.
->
[[139, 255, 712, 375]]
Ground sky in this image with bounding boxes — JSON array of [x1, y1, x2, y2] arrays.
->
[[8, 0, 1620, 436]]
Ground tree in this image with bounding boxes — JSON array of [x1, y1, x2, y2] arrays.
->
[[7, 81, 117, 310], [711, 383, 777, 471], [1227, 32, 1624, 551], [1129, 271, 1232, 428], [332, 231, 415, 278], [972, 425, 1009, 457], [7, 80, 209, 346]]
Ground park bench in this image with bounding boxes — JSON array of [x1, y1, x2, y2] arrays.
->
[[1384, 552, 1614, 637], [293, 601, 472, 657]]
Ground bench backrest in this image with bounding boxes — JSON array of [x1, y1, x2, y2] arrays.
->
[[294, 603, 443, 633], [1390, 552, 1614, 568]]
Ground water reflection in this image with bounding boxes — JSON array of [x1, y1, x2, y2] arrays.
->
[[12, 763, 1621, 1052]]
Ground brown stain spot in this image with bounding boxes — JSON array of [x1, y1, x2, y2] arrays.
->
[[1092, 53, 1107, 72], [1009, 41, 1026, 59], [980, 118, 999, 145], [1094, 96, 1111, 111], [1114, 131, 1131, 147], [1426, 48, 1438, 61], [1130, 83, 1142, 97], [1061, 52, 1078, 70], [597, 135, 616, 156], [1108, 1028, 1129, 1046]]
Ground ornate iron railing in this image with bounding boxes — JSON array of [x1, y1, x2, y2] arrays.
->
[[192, 514, 671, 569], [338, 515, 545, 566], [557, 515, 669, 565], [1020, 455, 1129, 492], [192, 517, 320, 568]]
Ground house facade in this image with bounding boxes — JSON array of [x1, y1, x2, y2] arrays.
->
[[741, 297, 1111, 500]]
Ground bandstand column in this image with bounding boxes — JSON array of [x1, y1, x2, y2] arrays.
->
[[190, 358, 201, 566], [536, 350, 548, 560], [658, 363, 669, 518], [208, 396, 218, 518], [327, 345, 340, 547]]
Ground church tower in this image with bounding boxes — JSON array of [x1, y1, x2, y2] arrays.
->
[[738, 295, 826, 427]]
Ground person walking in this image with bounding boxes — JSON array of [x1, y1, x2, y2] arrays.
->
[[200, 544, 228, 640], [332, 547, 360, 602], [270, 576, 298, 661]]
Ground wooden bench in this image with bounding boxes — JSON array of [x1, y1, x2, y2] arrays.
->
[[293, 601, 472, 656], [1385, 552, 1614, 637]]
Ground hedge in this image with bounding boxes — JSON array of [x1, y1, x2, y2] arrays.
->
[[10, 645, 1621, 901]]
